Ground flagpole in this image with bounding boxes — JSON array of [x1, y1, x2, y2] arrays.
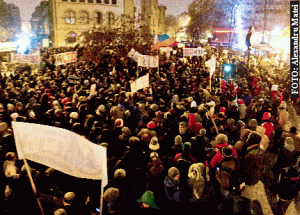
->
[[23, 159, 45, 215], [99, 185, 104, 215]]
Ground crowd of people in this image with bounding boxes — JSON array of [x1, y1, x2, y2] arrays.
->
[[0, 44, 299, 215]]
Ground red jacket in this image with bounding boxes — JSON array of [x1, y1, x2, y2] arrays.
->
[[187, 113, 203, 135]]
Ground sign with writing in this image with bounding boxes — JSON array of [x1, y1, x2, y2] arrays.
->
[[55, 52, 77, 66], [183, 48, 204, 56], [0, 42, 18, 52], [131, 74, 149, 94], [160, 47, 170, 57], [68, 75, 81, 85], [42, 38, 49, 48], [138, 55, 159, 68], [128, 48, 141, 62], [11, 51, 41, 64]]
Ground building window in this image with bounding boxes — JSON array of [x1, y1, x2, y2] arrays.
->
[[79, 0, 85, 2], [88, 0, 93, 3], [65, 11, 76, 24], [96, 0, 101, 3], [104, 0, 109, 4], [112, 0, 116, 4], [79, 11, 89, 24], [66, 32, 77, 43], [94, 12, 102, 25], [62, 0, 67, 1], [106, 12, 114, 25], [71, 0, 76, 2]]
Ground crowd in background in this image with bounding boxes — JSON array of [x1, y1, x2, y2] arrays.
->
[[0, 45, 299, 215]]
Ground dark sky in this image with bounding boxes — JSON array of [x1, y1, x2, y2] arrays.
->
[[4, 0, 194, 22]]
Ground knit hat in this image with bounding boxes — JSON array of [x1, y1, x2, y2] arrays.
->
[[219, 107, 226, 115], [114, 169, 126, 179], [182, 142, 192, 152], [215, 133, 228, 145], [168, 167, 180, 178], [248, 119, 258, 130], [69, 112, 79, 119], [121, 127, 131, 137], [174, 135, 183, 145], [103, 188, 120, 203], [284, 137, 295, 152], [149, 136, 160, 151], [147, 121, 156, 130], [53, 208, 67, 215], [237, 99, 244, 105], [141, 133, 151, 143], [115, 119, 123, 128], [63, 192, 76, 205], [136, 191, 160, 209], [191, 101, 197, 108]]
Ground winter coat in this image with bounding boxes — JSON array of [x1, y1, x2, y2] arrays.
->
[[187, 113, 203, 136], [242, 144, 264, 185], [188, 164, 205, 202], [164, 176, 181, 202], [208, 147, 238, 168], [238, 104, 247, 120], [276, 167, 300, 200]]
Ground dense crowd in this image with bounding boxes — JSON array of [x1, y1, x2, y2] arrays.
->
[[0, 45, 299, 215]]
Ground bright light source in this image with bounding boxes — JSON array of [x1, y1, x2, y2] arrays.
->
[[272, 27, 281, 35], [17, 35, 30, 53], [236, 7, 245, 50], [224, 65, 231, 72]]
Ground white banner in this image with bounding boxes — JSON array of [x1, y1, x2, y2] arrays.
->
[[128, 48, 141, 62], [12, 122, 108, 187], [183, 48, 204, 56], [42, 38, 49, 48], [56, 52, 77, 66], [131, 73, 149, 94], [205, 56, 216, 78], [11, 51, 41, 64], [0, 42, 18, 52], [138, 55, 159, 68]]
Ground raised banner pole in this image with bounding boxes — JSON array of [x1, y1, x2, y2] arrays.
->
[[23, 159, 45, 215], [99, 185, 104, 215]]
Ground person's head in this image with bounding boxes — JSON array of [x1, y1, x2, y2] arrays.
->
[[168, 167, 180, 181], [53, 208, 67, 215], [137, 191, 159, 209], [63, 192, 76, 206]]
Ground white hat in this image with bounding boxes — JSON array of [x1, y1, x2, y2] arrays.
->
[[10, 112, 19, 121], [149, 136, 160, 151], [191, 101, 197, 108], [69, 112, 79, 119]]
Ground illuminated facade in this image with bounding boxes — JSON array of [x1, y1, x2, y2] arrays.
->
[[48, 0, 124, 47]]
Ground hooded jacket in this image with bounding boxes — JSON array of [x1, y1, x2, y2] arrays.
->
[[261, 112, 274, 138], [188, 164, 205, 202], [187, 113, 203, 136]]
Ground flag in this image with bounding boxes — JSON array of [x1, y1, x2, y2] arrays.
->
[[151, 34, 177, 50], [205, 56, 216, 78], [12, 122, 108, 188]]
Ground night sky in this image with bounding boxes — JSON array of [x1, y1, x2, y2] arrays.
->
[[4, 0, 194, 22]]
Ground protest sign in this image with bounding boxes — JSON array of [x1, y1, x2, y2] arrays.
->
[[11, 51, 41, 64], [0, 42, 18, 52], [68, 74, 81, 85], [131, 73, 149, 94], [12, 121, 108, 185], [55, 52, 77, 66], [205, 57, 216, 78], [138, 55, 159, 68], [160, 47, 170, 57], [127, 49, 141, 62], [183, 48, 204, 56]]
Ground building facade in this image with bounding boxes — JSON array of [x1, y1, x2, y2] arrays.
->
[[31, 0, 166, 47], [48, 0, 124, 47]]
